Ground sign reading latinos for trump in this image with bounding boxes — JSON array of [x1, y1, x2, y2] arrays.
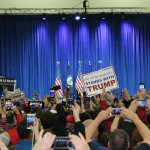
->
[[81, 66, 119, 97]]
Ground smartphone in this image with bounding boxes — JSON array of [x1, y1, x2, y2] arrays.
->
[[27, 114, 35, 129], [12, 105, 16, 109], [139, 83, 145, 90], [44, 108, 50, 112], [53, 85, 61, 91], [52, 137, 74, 149], [67, 98, 74, 108], [67, 93, 74, 107], [75, 98, 81, 107], [50, 88, 55, 97], [5, 99, 12, 111], [28, 101, 44, 109], [83, 97, 90, 109], [83, 92, 87, 97], [138, 100, 146, 107], [110, 108, 123, 116]]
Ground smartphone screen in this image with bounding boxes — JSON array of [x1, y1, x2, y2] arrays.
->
[[110, 108, 123, 116], [83, 92, 87, 97], [50, 88, 55, 97], [27, 114, 35, 129], [139, 83, 145, 90], [83, 97, 90, 109], [67, 93, 74, 107], [75, 98, 81, 107], [52, 137, 74, 149], [6, 100, 12, 111], [138, 100, 146, 107], [28, 101, 44, 109], [67, 98, 74, 108]]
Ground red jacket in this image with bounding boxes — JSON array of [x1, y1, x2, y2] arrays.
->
[[7, 114, 22, 145], [99, 100, 112, 130]]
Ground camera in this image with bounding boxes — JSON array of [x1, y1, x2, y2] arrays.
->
[[67, 93, 74, 108], [50, 88, 55, 97], [28, 101, 44, 113], [52, 137, 74, 149], [139, 83, 145, 90], [27, 114, 35, 129], [75, 98, 81, 107], [110, 108, 123, 116], [83, 97, 90, 109], [5, 99, 12, 111], [138, 100, 146, 107], [47, 88, 55, 102]]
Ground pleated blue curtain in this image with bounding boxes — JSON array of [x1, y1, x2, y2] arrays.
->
[[0, 14, 150, 98]]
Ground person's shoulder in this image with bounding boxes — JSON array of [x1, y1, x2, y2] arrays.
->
[[88, 140, 109, 150], [137, 143, 150, 150]]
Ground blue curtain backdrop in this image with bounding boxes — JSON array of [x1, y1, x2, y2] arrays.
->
[[0, 14, 150, 98]]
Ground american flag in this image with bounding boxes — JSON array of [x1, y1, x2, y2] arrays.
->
[[55, 78, 63, 98], [75, 76, 84, 96]]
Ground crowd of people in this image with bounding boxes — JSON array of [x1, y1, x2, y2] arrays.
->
[[0, 86, 150, 150]]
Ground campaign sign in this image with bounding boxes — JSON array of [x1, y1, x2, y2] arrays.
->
[[81, 66, 119, 97], [0, 78, 16, 91], [7, 89, 25, 100]]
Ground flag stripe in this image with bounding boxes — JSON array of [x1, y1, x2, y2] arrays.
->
[[75, 76, 84, 96], [55, 78, 63, 98]]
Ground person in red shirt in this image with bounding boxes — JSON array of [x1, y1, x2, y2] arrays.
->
[[6, 107, 23, 145]]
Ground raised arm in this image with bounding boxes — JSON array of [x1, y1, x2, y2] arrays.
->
[[121, 107, 150, 145], [85, 108, 111, 143], [110, 116, 120, 132]]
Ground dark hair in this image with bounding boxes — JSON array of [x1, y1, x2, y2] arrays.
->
[[7, 145, 18, 150], [79, 112, 91, 122], [118, 118, 134, 141], [99, 131, 111, 147], [109, 129, 129, 150], [147, 114, 150, 127], [17, 120, 31, 139], [86, 110, 98, 120], [6, 112, 15, 124], [40, 111, 55, 129], [131, 130, 142, 148]]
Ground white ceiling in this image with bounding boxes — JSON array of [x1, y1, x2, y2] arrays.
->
[[0, 0, 150, 8]]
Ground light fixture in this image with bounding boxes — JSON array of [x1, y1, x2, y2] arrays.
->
[[101, 13, 106, 20], [121, 12, 125, 20], [82, 12, 87, 20], [61, 13, 67, 20], [75, 13, 80, 20], [42, 13, 47, 21]]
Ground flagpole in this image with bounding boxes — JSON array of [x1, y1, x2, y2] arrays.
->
[[89, 60, 92, 72], [55, 61, 63, 98], [56, 61, 60, 79], [110, 60, 112, 66], [98, 60, 102, 70], [67, 61, 73, 90]]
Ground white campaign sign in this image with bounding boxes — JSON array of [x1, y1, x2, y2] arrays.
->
[[81, 66, 119, 97]]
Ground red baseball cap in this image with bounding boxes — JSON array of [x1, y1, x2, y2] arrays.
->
[[66, 115, 75, 123]]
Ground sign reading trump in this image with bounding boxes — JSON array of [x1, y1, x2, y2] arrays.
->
[[81, 66, 119, 97]]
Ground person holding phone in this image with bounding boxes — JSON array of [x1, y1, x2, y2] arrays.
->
[[6, 107, 23, 145], [16, 120, 32, 150]]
